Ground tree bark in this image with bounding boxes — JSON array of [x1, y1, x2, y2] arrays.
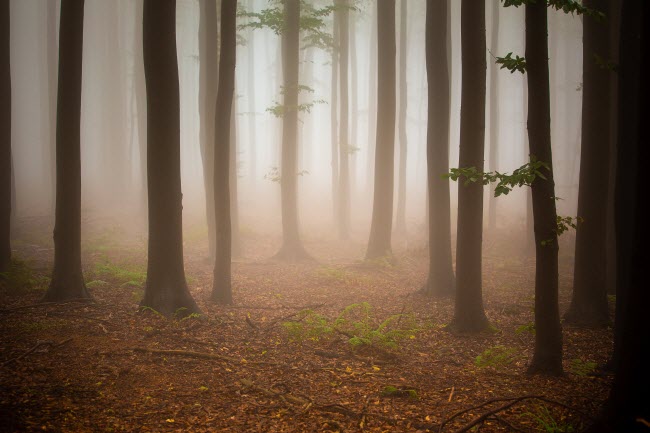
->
[[330, 7, 339, 228], [199, 0, 218, 262], [274, 0, 310, 261], [140, 0, 199, 316], [487, 0, 499, 232], [211, 0, 236, 305], [337, 0, 350, 240], [395, 0, 407, 236], [247, 0, 257, 190], [46, 0, 58, 215], [229, 93, 241, 257], [587, 2, 649, 430], [525, 0, 562, 376], [564, 0, 611, 327], [365, 0, 396, 260], [43, 0, 91, 302], [133, 0, 147, 214], [451, 0, 489, 332], [365, 4, 377, 197], [422, 0, 455, 297], [0, 0, 10, 273]]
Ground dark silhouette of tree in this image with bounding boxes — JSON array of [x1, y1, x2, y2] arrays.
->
[[487, 0, 499, 231], [395, 0, 407, 237], [525, 0, 562, 375], [43, 0, 91, 302], [230, 96, 241, 257], [366, 0, 396, 260], [564, 0, 611, 327], [132, 0, 147, 212], [336, 0, 351, 240], [46, 0, 58, 214], [140, 0, 199, 316], [211, 0, 237, 305], [421, 0, 454, 297], [586, 2, 649, 430], [274, 0, 310, 261], [0, 0, 10, 273], [199, 0, 218, 262], [451, 0, 489, 332], [365, 4, 377, 197]]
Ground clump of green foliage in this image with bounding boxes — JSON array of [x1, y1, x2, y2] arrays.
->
[[475, 345, 518, 369], [569, 358, 597, 377], [523, 405, 577, 433], [381, 385, 418, 400], [516, 322, 536, 335], [0, 258, 49, 294], [90, 262, 146, 288], [283, 302, 419, 351]]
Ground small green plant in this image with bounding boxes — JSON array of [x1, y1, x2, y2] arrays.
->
[[381, 385, 418, 399], [475, 345, 517, 369], [139, 305, 163, 317], [283, 309, 334, 342], [569, 358, 597, 377], [0, 258, 49, 294], [523, 405, 576, 433], [516, 323, 536, 335], [92, 262, 146, 287]]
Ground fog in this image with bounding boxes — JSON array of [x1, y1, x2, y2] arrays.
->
[[9, 0, 583, 251]]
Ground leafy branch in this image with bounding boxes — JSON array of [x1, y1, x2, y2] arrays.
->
[[495, 52, 527, 74], [501, 0, 605, 20]]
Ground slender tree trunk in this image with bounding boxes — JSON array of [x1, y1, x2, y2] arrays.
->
[[140, 0, 199, 316], [133, 0, 147, 213], [395, 0, 407, 236], [247, 0, 257, 190], [330, 9, 339, 227], [349, 10, 358, 202], [43, 0, 90, 302], [451, 0, 489, 332], [199, 0, 218, 261], [274, 0, 309, 261], [525, 1, 562, 376], [587, 2, 649, 430], [487, 0, 499, 232], [564, 0, 611, 327], [523, 82, 535, 254], [421, 0, 454, 297], [0, 0, 10, 273], [337, 0, 350, 240], [47, 0, 58, 215], [211, 0, 236, 305], [365, 4, 377, 196], [230, 94, 241, 257], [365, 0, 396, 260]]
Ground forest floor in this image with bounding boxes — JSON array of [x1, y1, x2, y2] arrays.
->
[[0, 216, 613, 432]]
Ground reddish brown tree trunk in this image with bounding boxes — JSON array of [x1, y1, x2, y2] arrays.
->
[[0, 0, 10, 273]]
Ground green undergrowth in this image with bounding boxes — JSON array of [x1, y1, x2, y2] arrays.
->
[[0, 258, 50, 295], [522, 404, 577, 433], [475, 345, 518, 369], [283, 302, 419, 351]]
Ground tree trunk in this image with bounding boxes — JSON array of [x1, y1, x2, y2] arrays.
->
[[337, 0, 350, 240], [274, 0, 309, 261], [133, 0, 147, 214], [365, 4, 377, 197], [451, 0, 489, 332], [395, 0, 407, 236], [487, 0, 499, 232], [211, 0, 236, 305], [587, 2, 649, 430], [564, 0, 611, 327], [421, 0, 454, 297], [349, 10, 358, 202], [0, 0, 10, 273], [46, 0, 58, 215], [365, 0, 396, 260], [525, 1, 562, 376], [230, 93, 241, 257], [43, 0, 90, 302], [247, 0, 257, 190], [140, 0, 199, 316], [330, 7, 339, 228], [199, 0, 218, 262]]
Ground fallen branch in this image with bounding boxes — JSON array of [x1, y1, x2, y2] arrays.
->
[[131, 347, 282, 366], [2, 338, 73, 367]]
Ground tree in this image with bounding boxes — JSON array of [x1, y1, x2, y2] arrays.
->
[[394, 0, 407, 236], [43, 0, 91, 302], [211, 0, 237, 305], [365, 3, 377, 197], [330, 7, 339, 229], [365, 0, 396, 260], [421, 0, 455, 297], [274, 0, 310, 260], [564, 0, 611, 327], [46, 0, 58, 214], [525, 0, 562, 375], [132, 0, 147, 212], [199, 0, 218, 261], [450, 0, 489, 332], [246, 0, 258, 190], [140, 0, 199, 316], [0, 0, 10, 273], [336, 0, 351, 240], [586, 2, 649, 430], [487, 0, 500, 231]]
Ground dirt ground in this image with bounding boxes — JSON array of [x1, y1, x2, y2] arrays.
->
[[0, 218, 613, 432]]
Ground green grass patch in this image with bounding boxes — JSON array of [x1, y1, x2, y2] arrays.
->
[[475, 345, 517, 369]]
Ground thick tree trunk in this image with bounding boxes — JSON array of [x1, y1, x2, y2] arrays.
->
[[140, 0, 199, 316], [199, 0, 218, 261], [43, 0, 90, 302], [0, 0, 10, 273], [395, 0, 407, 236], [587, 2, 649, 430], [564, 0, 611, 327], [337, 0, 350, 240], [229, 94, 241, 257], [487, 0, 499, 232], [274, 0, 309, 261], [133, 0, 147, 213], [451, 0, 489, 332], [525, 1, 562, 376], [365, 0, 396, 260], [330, 9, 339, 228], [421, 0, 454, 297], [211, 0, 236, 305], [46, 0, 58, 215]]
